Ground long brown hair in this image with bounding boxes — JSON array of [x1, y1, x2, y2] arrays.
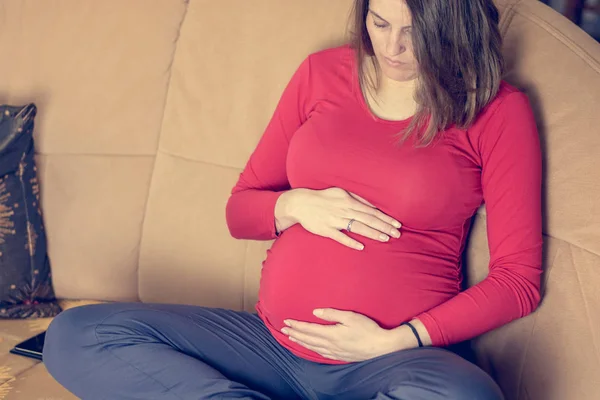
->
[[350, 0, 504, 146]]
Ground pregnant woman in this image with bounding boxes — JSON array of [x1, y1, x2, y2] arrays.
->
[[43, 0, 542, 399]]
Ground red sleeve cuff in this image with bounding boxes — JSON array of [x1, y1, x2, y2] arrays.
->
[[262, 191, 286, 240], [415, 312, 447, 347]]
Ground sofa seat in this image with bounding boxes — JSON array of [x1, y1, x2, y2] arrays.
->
[[0, 300, 102, 400]]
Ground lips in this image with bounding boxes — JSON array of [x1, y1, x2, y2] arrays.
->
[[385, 57, 405, 67]]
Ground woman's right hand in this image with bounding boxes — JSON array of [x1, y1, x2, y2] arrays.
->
[[274, 188, 402, 250]]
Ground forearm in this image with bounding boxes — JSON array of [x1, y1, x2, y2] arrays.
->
[[415, 265, 541, 347], [381, 266, 540, 352]]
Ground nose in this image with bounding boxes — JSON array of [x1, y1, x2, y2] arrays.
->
[[386, 32, 407, 57]]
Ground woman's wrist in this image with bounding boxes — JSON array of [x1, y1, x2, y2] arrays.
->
[[407, 318, 432, 347], [380, 325, 415, 353], [274, 189, 303, 233], [383, 318, 433, 352]]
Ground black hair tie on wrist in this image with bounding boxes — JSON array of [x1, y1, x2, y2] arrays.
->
[[402, 321, 424, 347]]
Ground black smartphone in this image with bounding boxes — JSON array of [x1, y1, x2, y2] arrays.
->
[[9, 331, 46, 361]]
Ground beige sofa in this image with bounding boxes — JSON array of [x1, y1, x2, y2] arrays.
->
[[0, 1, 599, 399]]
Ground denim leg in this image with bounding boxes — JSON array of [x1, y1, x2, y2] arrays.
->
[[43, 303, 311, 400], [305, 347, 504, 400]]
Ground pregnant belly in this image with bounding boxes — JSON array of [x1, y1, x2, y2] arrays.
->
[[258, 225, 461, 333]]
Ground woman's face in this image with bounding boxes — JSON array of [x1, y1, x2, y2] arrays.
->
[[366, 0, 418, 82]]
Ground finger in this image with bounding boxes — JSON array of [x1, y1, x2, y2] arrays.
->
[[289, 338, 336, 359], [349, 202, 402, 229], [328, 229, 364, 251], [347, 196, 402, 229], [284, 320, 337, 338], [313, 308, 355, 325], [346, 219, 392, 242], [285, 329, 330, 348], [321, 353, 344, 361], [353, 213, 401, 239]]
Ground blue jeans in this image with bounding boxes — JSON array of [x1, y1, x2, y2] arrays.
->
[[43, 303, 504, 399]]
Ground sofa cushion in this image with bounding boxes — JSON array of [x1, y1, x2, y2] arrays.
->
[[0, 300, 102, 399], [0, 361, 77, 400], [0, 104, 60, 319]]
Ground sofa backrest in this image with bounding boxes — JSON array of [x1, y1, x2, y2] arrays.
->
[[0, 1, 598, 399], [464, 2, 600, 399], [0, 0, 188, 300]]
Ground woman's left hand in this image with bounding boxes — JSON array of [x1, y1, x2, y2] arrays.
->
[[281, 309, 405, 362]]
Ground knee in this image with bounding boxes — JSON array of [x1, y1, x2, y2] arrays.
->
[[43, 305, 105, 381], [441, 359, 504, 400], [384, 349, 504, 400], [442, 375, 504, 400], [387, 376, 503, 400]]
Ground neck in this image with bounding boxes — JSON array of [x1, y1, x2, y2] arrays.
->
[[365, 57, 417, 98], [380, 74, 418, 91], [377, 75, 417, 99], [362, 58, 419, 121]]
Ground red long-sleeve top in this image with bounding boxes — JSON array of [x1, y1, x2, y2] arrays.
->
[[226, 45, 543, 364]]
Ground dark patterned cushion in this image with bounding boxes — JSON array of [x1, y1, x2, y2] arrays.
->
[[0, 104, 61, 318]]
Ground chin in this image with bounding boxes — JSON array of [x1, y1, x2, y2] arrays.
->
[[383, 68, 417, 83]]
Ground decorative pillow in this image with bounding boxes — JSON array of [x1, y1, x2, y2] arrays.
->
[[0, 104, 61, 318]]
